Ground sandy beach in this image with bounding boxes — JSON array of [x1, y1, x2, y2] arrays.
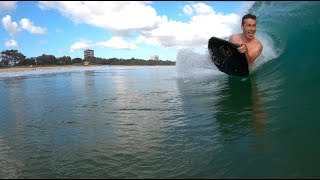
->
[[0, 65, 91, 73], [0, 65, 174, 74]]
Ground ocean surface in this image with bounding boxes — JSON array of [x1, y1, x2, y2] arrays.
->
[[1, 1, 320, 178]]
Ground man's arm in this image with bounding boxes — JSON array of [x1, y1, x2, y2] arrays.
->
[[229, 35, 263, 63], [229, 35, 252, 62], [239, 43, 263, 63], [247, 44, 263, 63]]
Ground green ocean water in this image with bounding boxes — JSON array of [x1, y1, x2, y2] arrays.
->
[[176, 1, 320, 178], [1, 1, 320, 178]]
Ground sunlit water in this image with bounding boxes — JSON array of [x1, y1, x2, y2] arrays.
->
[[0, 61, 318, 178], [1, 1, 320, 178]]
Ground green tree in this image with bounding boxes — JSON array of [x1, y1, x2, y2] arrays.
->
[[57, 56, 72, 65], [36, 54, 57, 65], [25, 57, 37, 66], [0, 50, 26, 67], [72, 57, 82, 64]]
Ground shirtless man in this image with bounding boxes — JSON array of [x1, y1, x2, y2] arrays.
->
[[229, 14, 263, 64]]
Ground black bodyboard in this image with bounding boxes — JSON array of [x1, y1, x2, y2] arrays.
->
[[208, 36, 249, 77]]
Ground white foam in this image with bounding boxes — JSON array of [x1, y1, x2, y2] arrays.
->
[[175, 48, 227, 82], [175, 31, 280, 79]]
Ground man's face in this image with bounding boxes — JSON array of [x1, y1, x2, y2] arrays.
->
[[241, 18, 257, 39]]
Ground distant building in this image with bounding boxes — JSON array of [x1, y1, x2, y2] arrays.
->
[[150, 55, 159, 61], [84, 49, 94, 59]]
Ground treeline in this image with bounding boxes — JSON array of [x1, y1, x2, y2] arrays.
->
[[0, 50, 175, 67]]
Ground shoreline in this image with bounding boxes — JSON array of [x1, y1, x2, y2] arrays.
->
[[0, 64, 175, 73], [0, 65, 82, 73]]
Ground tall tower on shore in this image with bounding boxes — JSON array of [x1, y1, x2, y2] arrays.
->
[[84, 49, 94, 59]]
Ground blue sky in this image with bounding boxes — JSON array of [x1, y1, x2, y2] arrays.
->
[[0, 1, 254, 61]]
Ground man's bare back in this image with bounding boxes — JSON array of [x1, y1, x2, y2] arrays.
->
[[229, 14, 263, 64]]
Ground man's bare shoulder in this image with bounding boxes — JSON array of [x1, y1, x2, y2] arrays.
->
[[229, 34, 242, 43], [229, 34, 242, 39], [254, 38, 263, 49]]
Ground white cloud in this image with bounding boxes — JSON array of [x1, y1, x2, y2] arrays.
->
[[39, 2, 243, 50], [138, 3, 240, 48], [0, 1, 17, 12], [182, 5, 193, 16], [70, 39, 91, 52], [1, 15, 46, 37], [182, 3, 215, 16], [20, 18, 46, 34], [5, 39, 19, 48], [1, 15, 21, 37], [96, 37, 137, 50], [191, 2, 215, 15], [135, 35, 160, 46], [38, 1, 167, 33]]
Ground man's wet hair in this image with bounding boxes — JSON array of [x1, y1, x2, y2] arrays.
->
[[242, 14, 257, 25]]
